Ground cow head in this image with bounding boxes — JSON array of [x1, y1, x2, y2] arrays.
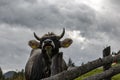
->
[[29, 28, 73, 58]]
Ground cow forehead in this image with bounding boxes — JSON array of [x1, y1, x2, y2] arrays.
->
[[42, 35, 56, 38], [41, 32, 58, 39], [43, 32, 56, 37], [41, 36, 57, 41]]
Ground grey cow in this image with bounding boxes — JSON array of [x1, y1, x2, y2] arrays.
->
[[25, 28, 73, 80]]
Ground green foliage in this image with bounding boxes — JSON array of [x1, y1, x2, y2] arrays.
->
[[0, 69, 25, 80], [0, 67, 4, 80], [10, 69, 25, 80]]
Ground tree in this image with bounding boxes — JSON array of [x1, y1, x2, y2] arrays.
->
[[0, 67, 3, 79], [68, 58, 75, 67]]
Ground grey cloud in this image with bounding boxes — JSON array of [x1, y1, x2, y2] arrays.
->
[[103, 0, 120, 13], [107, 0, 120, 7], [0, 25, 33, 71], [0, 0, 96, 30], [0, 0, 63, 28]]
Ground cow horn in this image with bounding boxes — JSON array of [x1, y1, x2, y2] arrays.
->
[[34, 32, 41, 41], [58, 28, 65, 40]]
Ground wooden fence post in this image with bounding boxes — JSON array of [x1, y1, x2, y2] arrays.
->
[[103, 46, 111, 80]]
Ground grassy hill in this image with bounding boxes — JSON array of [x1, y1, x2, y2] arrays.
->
[[75, 66, 120, 80]]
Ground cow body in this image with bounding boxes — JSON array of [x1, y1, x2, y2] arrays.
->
[[25, 49, 51, 80]]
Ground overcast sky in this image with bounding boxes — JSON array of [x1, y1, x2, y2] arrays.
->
[[0, 0, 120, 73]]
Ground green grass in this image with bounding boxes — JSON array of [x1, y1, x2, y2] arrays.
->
[[75, 66, 120, 80], [112, 74, 120, 80], [75, 68, 103, 80]]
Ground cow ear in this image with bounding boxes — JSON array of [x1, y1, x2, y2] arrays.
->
[[28, 40, 40, 49], [60, 38, 73, 48]]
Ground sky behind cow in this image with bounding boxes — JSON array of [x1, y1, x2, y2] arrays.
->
[[0, 0, 120, 73]]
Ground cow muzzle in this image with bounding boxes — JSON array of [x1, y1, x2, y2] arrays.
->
[[42, 39, 55, 50]]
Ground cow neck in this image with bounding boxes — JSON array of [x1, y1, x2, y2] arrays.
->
[[42, 50, 52, 65], [42, 49, 59, 62]]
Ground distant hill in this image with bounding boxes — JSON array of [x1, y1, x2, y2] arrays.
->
[[4, 71, 17, 79]]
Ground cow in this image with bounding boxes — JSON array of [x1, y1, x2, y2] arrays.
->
[[25, 28, 73, 80]]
